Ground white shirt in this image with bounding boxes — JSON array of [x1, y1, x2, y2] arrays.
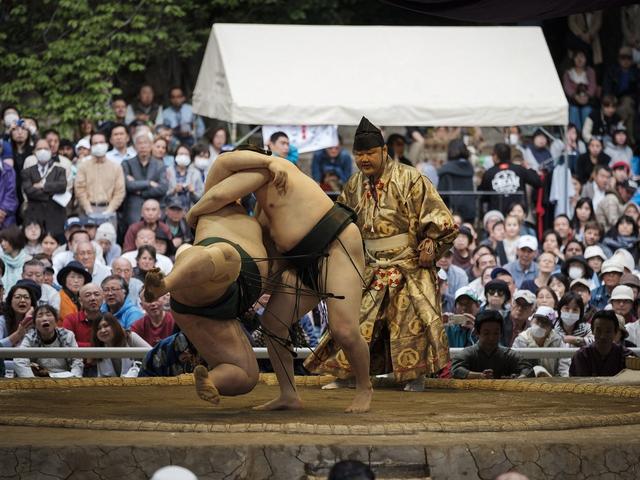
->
[[592, 185, 606, 211], [106, 146, 137, 165], [121, 251, 173, 275], [88, 261, 112, 286]]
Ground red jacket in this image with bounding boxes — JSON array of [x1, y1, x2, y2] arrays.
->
[[62, 311, 95, 347]]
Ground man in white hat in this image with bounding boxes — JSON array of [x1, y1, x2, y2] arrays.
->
[[443, 286, 481, 348], [591, 259, 624, 309], [611, 249, 636, 274], [610, 285, 637, 323], [504, 235, 539, 288], [503, 289, 536, 347], [584, 245, 607, 288]]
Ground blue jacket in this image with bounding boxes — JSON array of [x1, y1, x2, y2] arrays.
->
[[102, 298, 144, 329], [311, 148, 353, 184], [590, 284, 611, 310], [0, 162, 18, 228]]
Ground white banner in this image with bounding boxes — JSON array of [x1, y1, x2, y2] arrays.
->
[[262, 125, 339, 154]]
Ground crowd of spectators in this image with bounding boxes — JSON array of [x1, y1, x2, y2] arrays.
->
[[2, 9, 640, 380]]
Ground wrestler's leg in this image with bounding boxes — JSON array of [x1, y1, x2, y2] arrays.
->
[[324, 223, 372, 413], [253, 271, 320, 411], [174, 313, 259, 404], [144, 243, 240, 302]]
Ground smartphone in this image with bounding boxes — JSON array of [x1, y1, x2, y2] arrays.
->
[[448, 314, 471, 325]]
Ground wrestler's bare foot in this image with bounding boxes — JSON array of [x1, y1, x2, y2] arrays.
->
[[253, 395, 303, 411], [143, 268, 166, 302], [194, 365, 220, 405], [344, 387, 373, 413]]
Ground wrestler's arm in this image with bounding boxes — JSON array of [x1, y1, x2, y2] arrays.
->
[[186, 169, 270, 227], [206, 150, 290, 193]]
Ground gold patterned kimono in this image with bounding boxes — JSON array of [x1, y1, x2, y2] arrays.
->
[[304, 160, 458, 382]]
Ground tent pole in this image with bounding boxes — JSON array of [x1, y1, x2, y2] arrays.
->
[[231, 122, 237, 143]]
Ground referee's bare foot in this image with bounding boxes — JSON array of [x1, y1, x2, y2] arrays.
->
[[253, 395, 303, 411], [194, 365, 220, 405], [345, 387, 372, 413]]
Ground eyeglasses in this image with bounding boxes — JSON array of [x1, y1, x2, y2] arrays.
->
[[102, 287, 122, 293], [13, 294, 31, 301], [487, 289, 505, 297]]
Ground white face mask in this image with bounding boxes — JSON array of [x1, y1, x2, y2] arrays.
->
[[91, 143, 108, 158], [4, 113, 18, 127], [508, 133, 520, 145], [530, 324, 547, 339], [27, 125, 37, 136], [561, 311, 580, 327], [568, 266, 585, 280], [35, 149, 52, 165], [194, 156, 209, 170], [175, 154, 191, 167]]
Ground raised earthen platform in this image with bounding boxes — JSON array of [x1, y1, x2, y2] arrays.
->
[[2, 375, 640, 479]]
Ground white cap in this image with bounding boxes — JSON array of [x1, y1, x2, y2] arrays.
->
[[531, 305, 557, 323], [611, 285, 634, 302], [437, 269, 448, 281], [584, 246, 607, 261], [612, 249, 635, 272], [513, 289, 536, 305], [151, 466, 198, 480], [601, 259, 624, 275], [517, 235, 538, 251], [455, 286, 480, 303], [570, 278, 593, 291], [75, 137, 90, 154]]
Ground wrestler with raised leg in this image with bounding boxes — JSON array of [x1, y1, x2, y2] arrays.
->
[[187, 147, 373, 413]]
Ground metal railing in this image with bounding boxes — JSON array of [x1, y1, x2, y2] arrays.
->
[[3, 347, 638, 360]]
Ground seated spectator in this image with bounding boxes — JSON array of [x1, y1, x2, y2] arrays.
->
[[595, 179, 638, 232], [451, 310, 532, 379], [491, 267, 516, 298], [521, 252, 556, 294], [548, 273, 570, 304], [206, 127, 229, 164], [22, 259, 60, 310], [133, 245, 157, 282], [611, 248, 636, 274], [481, 210, 505, 241], [482, 279, 510, 320], [39, 231, 60, 261], [111, 256, 143, 307], [467, 244, 496, 282], [438, 269, 454, 314], [570, 310, 634, 377], [92, 313, 150, 377], [562, 49, 597, 132], [570, 278, 596, 324], [121, 227, 173, 274], [74, 240, 111, 285], [553, 215, 574, 250], [479, 220, 504, 259], [523, 129, 552, 172], [603, 46, 639, 144], [311, 137, 353, 185], [591, 259, 624, 309], [563, 239, 584, 261], [504, 235, 539, 288], [611, 161, 631, 187], [583, 221, 611, 260], [502, 289, 536, 347], [513, 306, 563, 377], [123, 199, 172, 253], [140, 332, 199, 377], [560, 256, 593, 283], [23, 219, 43, 256], [541, 230, 563, 261], [536, 285, 558, 309], [581, 164, 611, 211], [57, 261, 91, 320], [13, 305, 83, 378], [451, 226, 473, 271], [166, 144, 204, 211], [0, 283, 38, 372], [154, 230, 175, 260], [0, 225, 31, 291], [610, 285, 637, 324], [52, 228, 105, 275], [163, 198, 193, 248], [570, 198, 595, 242], [62, 283, 103, 348], [443, 286, 480, 348], [582, 96, 621, 145], [94, 222, 120, 266], [100, 275, 144, 329], [501, 215, 521, 264], [576, 137, 611, 186], [132, 291, 175, 346], [605, 126, 633, 168], [506, 202, 536, 237], [121, 132, 169, 226], [438, 139, 475, 223], [603, 215, 639, 260], [555, 292, 593, 376], [436, 248, 469, 295]]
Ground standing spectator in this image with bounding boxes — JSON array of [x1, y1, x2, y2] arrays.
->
[[502, 289, 536, 347], [62, 283, 104, 348], [162, 86, 205, 147], [603, 46, 639, 144], [125, 84, 163, 127], [562, 50, 597, 132], [479, 143, 541, 215], [97, 96, 127, 133], [13, 305, 83, 378], [451, 310, 532, 379], [163, 199, 192, 248], [0, 226, 30, 291], [581, 164, 611, 211], [437, 139, 475, 222], [550, 124, 586, 175], [92, 313, 150, 377], [0, 155, 17, 228], [21, 139, 68, 236], [74, 241, 111, 286], [22, 129, 74, 191], [386, 134, 412, 166], [100, 275, 144, 329], [523, 129, 552, 172], [595, 179, 637, 231], [504, 235, 539, 288], [150, 136, 172, 169], [604, 126, 633, 168], [570, 310, 634, 377], [121, 228, 173, 274], [311, 138, 353, 185], [57, 261, 92, 322], [8, 120, 32, 203], [131, 292, 175, 346], [105, 124, 136, 165], [622, 5, 640, 62], [513, 306, 563, 377], [123, 199, 172, 252], [74, 132, 125, 227], [206, 127, 229, 164], [22, 260, 60, 310], [121, 133, 169, 226], [568, 11, 603, 67], [111, 257, 143, 307], [165, 144, 204, 211]]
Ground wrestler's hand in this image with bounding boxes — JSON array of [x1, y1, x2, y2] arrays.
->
[[268, 162, 288, 195]]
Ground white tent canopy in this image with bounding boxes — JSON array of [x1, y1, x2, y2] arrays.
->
[[193, 23, 568, 127]]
